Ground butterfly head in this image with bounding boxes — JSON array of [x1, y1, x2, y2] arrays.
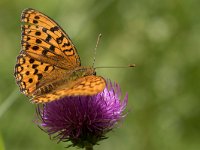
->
[[82, 66, 96, 76]]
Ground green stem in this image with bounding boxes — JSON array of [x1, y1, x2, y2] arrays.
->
[[85, 145, 93, 150]]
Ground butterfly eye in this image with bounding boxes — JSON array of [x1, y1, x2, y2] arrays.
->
[[93, 72, 96, 76]]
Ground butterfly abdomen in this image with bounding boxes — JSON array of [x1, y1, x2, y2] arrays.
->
[[33, 83, 54, 96]]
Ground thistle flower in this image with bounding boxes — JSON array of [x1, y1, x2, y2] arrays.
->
[[36, 81, 128, 149]]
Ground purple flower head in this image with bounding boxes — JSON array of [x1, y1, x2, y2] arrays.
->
[[36, 81, 128, 148]]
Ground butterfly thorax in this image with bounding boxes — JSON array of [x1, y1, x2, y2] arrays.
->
[[32, 66, 96, 97]]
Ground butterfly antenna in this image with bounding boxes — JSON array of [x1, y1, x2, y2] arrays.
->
[[92, 34, 136, 69], [95, 64, 136, 69], [92, 33, 102, 68]]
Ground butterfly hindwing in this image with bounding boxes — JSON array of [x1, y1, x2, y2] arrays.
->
[[14, 53, 55, 96], [32, 75, 106, 103]]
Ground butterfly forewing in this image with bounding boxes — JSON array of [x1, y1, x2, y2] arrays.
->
[[21, 8, 81, 69]]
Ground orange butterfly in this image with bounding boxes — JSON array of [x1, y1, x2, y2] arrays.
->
[[14, 8, 106, 103]]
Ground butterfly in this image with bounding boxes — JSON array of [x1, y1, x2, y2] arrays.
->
[[14, 8, 106, 103]]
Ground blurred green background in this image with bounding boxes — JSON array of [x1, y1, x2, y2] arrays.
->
[[0, 0, 200, 150]]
